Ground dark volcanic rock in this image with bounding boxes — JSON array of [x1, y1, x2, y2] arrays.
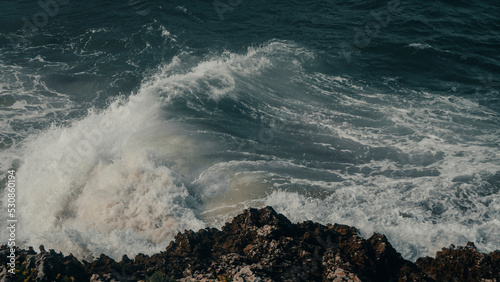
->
[[0, 207, 498, 281]]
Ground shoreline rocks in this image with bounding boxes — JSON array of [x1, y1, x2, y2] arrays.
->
[[1, 207, 499, 281]]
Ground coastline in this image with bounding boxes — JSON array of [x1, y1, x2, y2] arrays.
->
[[1, 207, 498, 281]]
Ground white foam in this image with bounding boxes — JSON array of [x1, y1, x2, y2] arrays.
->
[[256, 72, 500, 260], [408, 43, 433, 50], [1, 41, 305, 259], [0, 60, 74, 175], [265, 180, 499, 261], [175, 5, 203, 23], [159, 26, 177, 42], [6, 85, 208, 259]]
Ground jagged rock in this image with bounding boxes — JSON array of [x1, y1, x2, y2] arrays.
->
[[0, 245, 88, 281], [233, 265, 269, 282], [1, 207, 498, 281], [416, 242, 500, 281]]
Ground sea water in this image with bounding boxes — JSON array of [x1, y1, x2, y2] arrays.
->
[[0, 0, 499, 261]]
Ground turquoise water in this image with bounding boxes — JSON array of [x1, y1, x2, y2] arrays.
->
[[0, 0, 499, 261]]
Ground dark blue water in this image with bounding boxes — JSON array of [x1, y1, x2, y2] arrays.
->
[[1, 0, 499, 261]]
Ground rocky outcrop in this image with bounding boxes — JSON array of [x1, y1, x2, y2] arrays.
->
[[416, 242, 500, 281], [0, 245, 88, 281], [1, 207, 499, 281]]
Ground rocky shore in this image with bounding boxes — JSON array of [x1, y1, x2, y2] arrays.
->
[[1, 207, 498, 281]]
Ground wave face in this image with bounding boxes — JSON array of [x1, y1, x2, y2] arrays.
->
[[1, 1, 499, 261]]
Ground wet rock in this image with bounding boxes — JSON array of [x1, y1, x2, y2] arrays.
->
[[0, 245, 88, 281], [1, 207, 498, 281], [416, 242, 500, 281]]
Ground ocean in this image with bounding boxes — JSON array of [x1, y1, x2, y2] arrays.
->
[[0, 0, 499, 261]]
